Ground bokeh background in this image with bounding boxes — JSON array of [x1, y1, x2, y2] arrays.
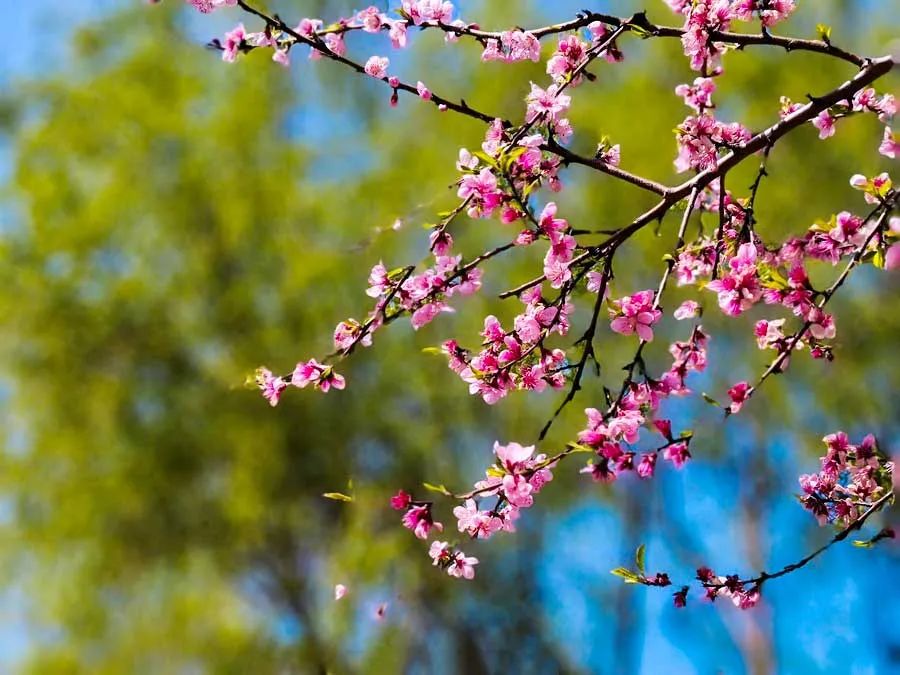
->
[[1, 1, 898, 673]]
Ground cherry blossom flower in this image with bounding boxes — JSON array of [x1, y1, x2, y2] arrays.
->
[[727, 381, 750, 414], [256, 367, 286, 407], [674, 300, 700, 320], [609, 290, 662, 341], [401, 504, 443, 539], [221, 24, 246, 63], [334, 584, 347, 600], [880, 127, 899, 159], [364, 56, 389, 79]]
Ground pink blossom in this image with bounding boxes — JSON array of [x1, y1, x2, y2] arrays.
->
[[334, 319, 372, 351], [754, 318, 786, 349], [674, 300, 700, 320], [272, 49, 290, 67], [364, 56, 389, 79], [637, 453, 657, 478], [727, 381, 750, 414], [880, 127, 899, 159], [334, 584, 347, 600], [221, 24, 246, 63], [706, 243, 762, 316], [256, 367, 287, 407], [187, 0, 236, 13], [885, 243, 900, 271], [448, 551, 479, 579], [812, 110, 836, 139], [457, 167, 503, 218], [675, 77, 716, 112], [390, 489, 412, 510], [416, 81, 432, 100], [323, 33, 346, 57], [494, 441, 535, 469], [663, 441, 691, 469], [402, 0, 454, 26], [526, 83, 571, 122], [411, 301, 452, 330], [294, 18, 323, 37], [453, 499, 502, 539], [482, 31, 541, 63], [428, 540, 452, 565], [402, 504, 443, 539], [609, 290, 662, 341]]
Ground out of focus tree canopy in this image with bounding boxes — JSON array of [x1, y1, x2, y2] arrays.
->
[[0, 1, 897, 673]]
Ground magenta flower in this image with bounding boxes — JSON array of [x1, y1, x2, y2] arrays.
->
[[390, 489, 412, 510], [663, 441, 691, 469], [401, 504, 443, 539], [221, 24, 246, 63], [609, 290, 662, 341], [727, 381, 750, 414], [256, 367, 287, 407], [706, 243, 762, 316], [637, 453, 657, 479]]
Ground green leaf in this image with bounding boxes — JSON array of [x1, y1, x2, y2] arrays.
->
[[680, 429, 694, 440], [322, 492, 353, 502], [816, 23, 832, 41], [422, 482, 452, 496], [421, 346, 444, 356], [701, 392, 721, 407], [872, 249, 885, 269], [610, 567, 641, 583], [485, 465, 506, 478], [635, 544, 646, 575], [851, 539, 874, 548]]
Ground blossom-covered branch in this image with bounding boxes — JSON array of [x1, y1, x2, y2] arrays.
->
[[179, 0, 898, 597]]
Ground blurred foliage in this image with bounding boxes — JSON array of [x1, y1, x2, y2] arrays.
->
[[0, 0, 897, 673]]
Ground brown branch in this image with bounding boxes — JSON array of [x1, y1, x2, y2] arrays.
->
[[739, 489, 894, 586]]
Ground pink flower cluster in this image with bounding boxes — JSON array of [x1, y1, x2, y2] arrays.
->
[[401, 0, 454, 25], [441, 287, 571, 404], [668, 0, 796, 73], [706, 242, 762, 316], [187, 0, 235, 13], [808, 87, 896, 156], [577, 327, 708, 482], [798, 432, 893, 526], [455, 442, 554, 535], [481, 31, 541, 63], [361, 243, 482, 337], [456, 127, 564, 221], [546, 35, 589, 85], [696, 567, 761, 609], [256, 359, 346, 406], [674, 114, 751, 173], [609, 290, 662, 342], [428, 541, 478, 579], [391, 490, 444, 539]]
